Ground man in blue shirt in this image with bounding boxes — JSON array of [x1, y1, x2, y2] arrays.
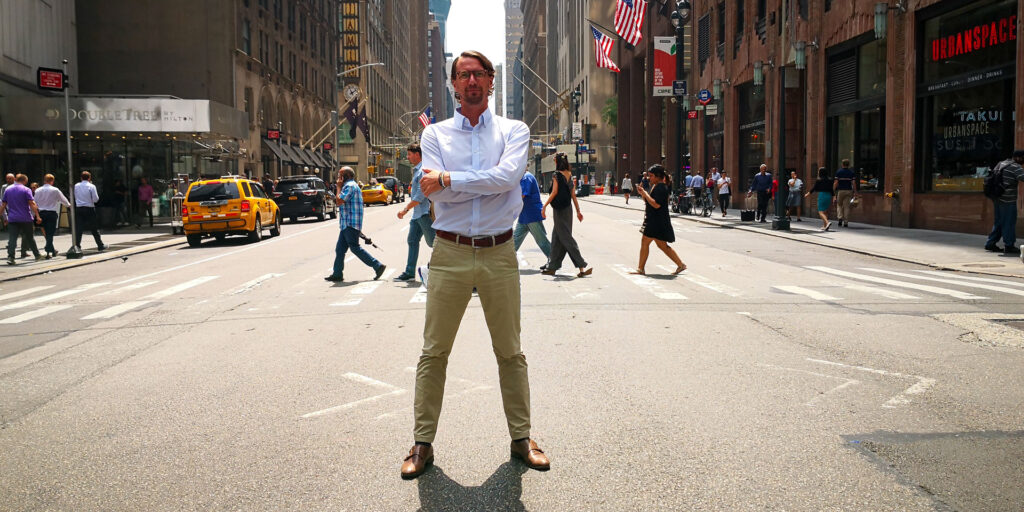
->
[[324, 166, 385, 282], [395, 143, 435, 281], [513, 171, 551, 263], [832, 159, 858, 227], [747, 164, 773, 223]]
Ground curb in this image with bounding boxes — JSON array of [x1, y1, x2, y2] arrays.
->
[[580, 196, 1024, 279], [0, 237, 186, 283]]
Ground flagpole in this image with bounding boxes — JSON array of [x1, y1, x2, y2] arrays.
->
[[585, 18, 623, 43]]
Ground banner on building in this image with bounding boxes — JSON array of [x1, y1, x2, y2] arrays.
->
[[653, 37, 676, 96]]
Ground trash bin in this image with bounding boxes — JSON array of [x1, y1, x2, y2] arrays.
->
[[170, 193, 185, 234]]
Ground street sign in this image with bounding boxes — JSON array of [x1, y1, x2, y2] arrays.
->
[[37, 67, 65, 91], [572, 122, 582, 139], [323, 142, 333, 151], [673, 80, 687, 96], [705, 104, 719, 116], [698, 89, 712, 105], [687, 111, 698, 119], [695, 104, 705, 111], [266, 129, 281, 140], [585, 149, 596, 154]]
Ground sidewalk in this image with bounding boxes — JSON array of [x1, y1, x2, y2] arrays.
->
[[0, 223, 185, 283], [580, 192, 1024, 278]]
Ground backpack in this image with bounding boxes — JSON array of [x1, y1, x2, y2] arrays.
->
[[983, 161, 1008, 200]]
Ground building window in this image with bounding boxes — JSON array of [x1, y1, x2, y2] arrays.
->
[[245, 87, 254, 126], [737, 82, 766, 182], [273, 0, 282, 20], [825, 0, 832, 11], [300, 17, 307, 43], [697, 13, 711, 71], [242, 19, 251, 55], [288, 0, 296, 31]]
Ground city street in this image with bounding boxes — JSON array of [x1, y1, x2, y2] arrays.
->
[[1, 198, 1023, 511]]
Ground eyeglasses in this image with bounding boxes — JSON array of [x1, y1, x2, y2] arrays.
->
[[454, 70, 491, 81]]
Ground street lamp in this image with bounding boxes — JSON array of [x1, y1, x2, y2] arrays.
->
[[671, 0, 692, 191], [874, 1, 906, 40], [337, 62, 384, 77], [570, 85, 582, 183]]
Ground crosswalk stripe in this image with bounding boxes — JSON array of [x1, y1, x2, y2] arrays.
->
[[861, 268, 1024, 297], [0, 305, 73, 324], [350, 270, 395, 294], [81, 301, 152, 320], [517, 251, 530, 269], [410, 286, 428, 303], [658, 266, 744, 297], [917, 270, 1024, 289], [229, 273, 283, 295], [330, 298, 363, 307], [0, 282, 110, 312], [145, 276, 219, 299], [805, 267, 987, 300], [611, 264, 687, 300], [841, 284, 920, 300], [773, 286, 842, 301], [0, 286, 55, 302], [92, 281, 158, 297], [80, 276, 218, 320]]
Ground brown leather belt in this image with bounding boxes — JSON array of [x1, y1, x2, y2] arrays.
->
[[436, 229, 513, 248]]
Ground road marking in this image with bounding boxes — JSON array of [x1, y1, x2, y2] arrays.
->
[[302, 372, 406, 418], [0, 282, 110, 312], [805, 266, 987, 300], [0, 305, 73, 324], [860, 268, 1024, 297], [516, 251, 529, 269], [146, 276, 219, 299], [759, 363, 860, 407], [350, 270, 394, 295], [92, 281, 158, 297], [610, 264, 686, 300], [410, 285, 428, 303], [773, 286, 842, 301], [81, 276, 218, 320], [917, 271, 1024, 288], [345, 255, 356, 263], [806, 358, 936, 408], [0, 286, 55, 302], [81, 301, 152, 320], [838, 283, 920, 300], [228, 273, 283, 295], [342, 371, 402, 391], [401, 225, 410, 232], [330, 298, 363, 307], [657, 266, 744, 297]]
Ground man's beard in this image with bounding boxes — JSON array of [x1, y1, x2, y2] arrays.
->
[[461, 88, 486, 106]]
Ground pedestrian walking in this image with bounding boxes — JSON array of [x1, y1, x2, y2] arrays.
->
[[541, 152, 592, 278], [400, 50, 549, 480], [747, 164, 772, 223], [73, 171, 107, 251], [709, 167, 721, 205], [631, 165, 686, 275], [833, 159, 858, 227], [137, 177, 154, 227], [984, 149, 1024, 255], [717, 170, 732, 217], [324, 167, 386, 282], [395, 143, 435, 282], [0, 174, 42, 264], [786, 171, 803, 222], [621, 174, 633, 204], [261, 175, 275, 195], [690, 170, 706, 210], [805, 167, 834, 231], [640, 171, 650, 191], [0, 173, 14, 231], [33, 174, 70, 258], [513, 171, 551, 262]]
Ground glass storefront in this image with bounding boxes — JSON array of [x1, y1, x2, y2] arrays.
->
[[736, 82, 766, 185], [703, 94, 724, 175], [826, 34, 886, 191], [916, 0, 1017, 193]]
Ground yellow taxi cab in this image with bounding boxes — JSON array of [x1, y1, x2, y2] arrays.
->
[[361, 182, 393, 205], [182, 175, 281, 247]]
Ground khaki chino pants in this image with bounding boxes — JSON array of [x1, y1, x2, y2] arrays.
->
[[413, 236, 531, 443], [836, 190, 854, 221]]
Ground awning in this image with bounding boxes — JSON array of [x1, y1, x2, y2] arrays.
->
[[308, 149, 329, 169], [302, 148, 324, 169], [281, 144, 312, 168], [262, 139, 292, 163]]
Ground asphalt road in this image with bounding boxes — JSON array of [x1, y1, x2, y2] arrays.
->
[[1, 198, 1023, 511]]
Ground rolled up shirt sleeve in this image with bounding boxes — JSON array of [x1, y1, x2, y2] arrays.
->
[[446, 122, 529, 196]]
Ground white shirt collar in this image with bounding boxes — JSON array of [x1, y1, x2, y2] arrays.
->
[[453, 108, 493, 130]]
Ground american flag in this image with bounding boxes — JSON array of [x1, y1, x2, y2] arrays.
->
[[591, 26, 620, 73], [418, 107, 432, 128], [614, 0, 647, 47]]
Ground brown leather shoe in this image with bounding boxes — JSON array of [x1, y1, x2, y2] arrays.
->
[[510, 438, 550, 471], [400, 444, 434, 480]]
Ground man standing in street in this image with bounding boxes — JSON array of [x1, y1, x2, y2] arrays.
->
[[395, 143, 434, 282], [833, 159, 858, 228], [0, 174, 43, 264], [748, 164, 773, 223], [262, 175, 275, 196], [325, 166, 386, 282], [399, 50, 549, 480], [513, 170, 551, 263], [1, 173, 14, 231], [33, 174, 70, 258], [74, 171, 107, 251], [985, 149, 1024, 256]]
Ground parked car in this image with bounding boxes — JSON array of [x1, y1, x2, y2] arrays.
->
[[182, 176, 281, 247], [272, 175, 337, 222], [374, 176, 405, 202], [362, 183, 393, 205]]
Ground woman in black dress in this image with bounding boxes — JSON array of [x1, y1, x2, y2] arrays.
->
[[632, 165, 686, 275]]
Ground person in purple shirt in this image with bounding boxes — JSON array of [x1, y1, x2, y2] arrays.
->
[[0, 174, 43, 264], [513, 171, 551, 267]]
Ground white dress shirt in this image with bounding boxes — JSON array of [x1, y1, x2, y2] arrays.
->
[[420, 108, 529, 236], [74, 180, 100, 207], [34, 184, 71, 212]]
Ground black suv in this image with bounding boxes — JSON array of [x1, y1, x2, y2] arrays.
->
[[374, 176, 406, 203], [272, 175, 337, 222]]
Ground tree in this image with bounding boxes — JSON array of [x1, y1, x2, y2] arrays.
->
[[601, 96, 617, 128]]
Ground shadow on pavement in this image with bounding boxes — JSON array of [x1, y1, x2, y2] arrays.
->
[[416, 461, 528, 512]]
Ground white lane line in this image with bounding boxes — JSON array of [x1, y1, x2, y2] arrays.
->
[[228, 273, 283, 295], [401, 225, 410, 232], [841, 284, 920, 300], [0, 305, 73, 324], [657, 266, 744, 297], [516, 251, 530, 269], [302, 390, 406, 418], [0, 282, 110, 312], [0, 286, 55, 302], [92, 281, 158, 297], [116, 222, 334, 285], [773, 286, 842, 301], [342, 372, 402, 391], [759, 363, 860, 407], [330, 298, 363, 307], [410, 285, 428, 303], [805, 266, 987, 300], [145, 276, 219, 299], [861, 268, 1024, 297], [350, 270, 395, 294], [917, 270, 1024, 288], [611, 264, 686, 300], [81, 301, 152, 320], [806, 358, 937, 409]]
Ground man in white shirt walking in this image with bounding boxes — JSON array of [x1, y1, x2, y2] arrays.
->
[[73, 171, 107, 251], [34, 173, 71, 258], [399, 50, 549, 480]]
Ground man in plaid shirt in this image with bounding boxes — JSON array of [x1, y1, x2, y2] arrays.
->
[[325, 167, 386, 282]]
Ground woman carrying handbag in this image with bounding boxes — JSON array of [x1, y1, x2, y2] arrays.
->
[[541, 153, 593, 278]]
